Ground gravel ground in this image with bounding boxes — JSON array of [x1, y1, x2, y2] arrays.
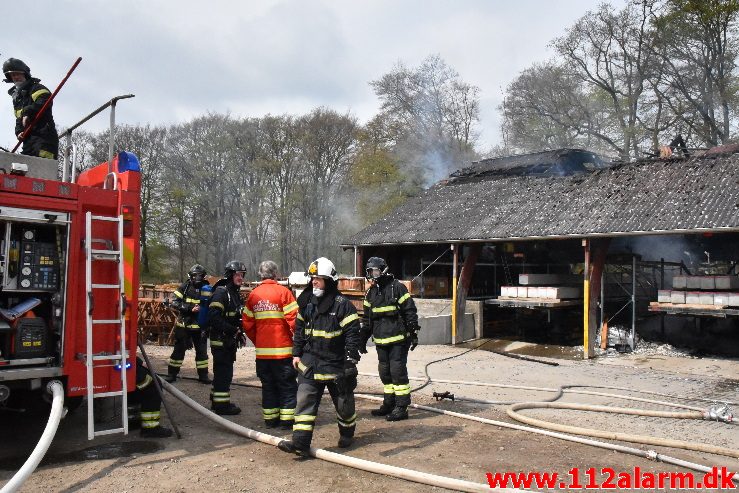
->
[[1, 343, 737, 492]]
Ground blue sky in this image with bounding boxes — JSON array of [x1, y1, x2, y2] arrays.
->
[[1, 0, 626, 154]]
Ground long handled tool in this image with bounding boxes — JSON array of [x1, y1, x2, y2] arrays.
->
[[11, 57, 82, 153], [137, 339, 182, 439]]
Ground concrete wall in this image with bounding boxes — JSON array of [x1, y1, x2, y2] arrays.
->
[[415, 298, 482, 344]]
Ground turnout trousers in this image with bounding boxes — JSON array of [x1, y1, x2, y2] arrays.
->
[[135, 359, 163, 429], [210, 346, 236, 408], [167, 327, 209, 379], [256, 358, 297, 426], [376, 341, 411, 407], [292, 373, 356, 451]]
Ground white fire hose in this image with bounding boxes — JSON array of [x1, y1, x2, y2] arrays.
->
[[160, 379, 516, 493], [356, 372, 738, 477], [1, 380, 65, 493]]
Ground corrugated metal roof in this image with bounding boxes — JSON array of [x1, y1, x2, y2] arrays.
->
[[343, 154, 739, 246]]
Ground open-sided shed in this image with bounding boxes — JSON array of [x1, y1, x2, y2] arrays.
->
[[343, 149, 739, 357]]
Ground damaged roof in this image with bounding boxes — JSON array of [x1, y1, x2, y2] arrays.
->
[[343, 151, 739, 246], [451, 148, 606, 179]]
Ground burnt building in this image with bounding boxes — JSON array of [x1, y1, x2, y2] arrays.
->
[[342, 149, 739, 358]]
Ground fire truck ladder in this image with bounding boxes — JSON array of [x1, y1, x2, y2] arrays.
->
[[84, 211, 129, 440]]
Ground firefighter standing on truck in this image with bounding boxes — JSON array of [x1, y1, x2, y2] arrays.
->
[[165, 264, 212, 384], [361, 257, 420, 421], [208, 260, 247, 415], [243, 260, 299, 429], [278, 257, 361, 456], [3, 58, 59, 159]]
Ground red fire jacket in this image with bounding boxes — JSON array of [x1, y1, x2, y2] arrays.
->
[[242, 280, 298, 359]]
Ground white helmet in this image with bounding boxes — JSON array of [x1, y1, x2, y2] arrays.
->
[[307, 257, 338, 281]]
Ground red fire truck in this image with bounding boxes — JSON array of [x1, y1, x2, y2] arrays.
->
[[0, 98, 141, 440]]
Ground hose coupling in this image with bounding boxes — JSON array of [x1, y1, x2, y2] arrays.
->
[[704, 404, 734, 423], [645, 450, 658, 460]]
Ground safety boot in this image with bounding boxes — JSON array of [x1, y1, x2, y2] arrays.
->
[[265, 419, 279, 429], [140, 426, 174, 438], [163, 374, 178, 384], [212, 403, 241, 415], [279, 420, 294, 430], [337, 436, 353, 448], [370, 402, 394, 417], [386, 406, 408, 421], [197, 369, 212, 384], [277, 440, 310, 457]]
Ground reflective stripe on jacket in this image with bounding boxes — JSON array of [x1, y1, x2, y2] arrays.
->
[[292, 290, 360, 376], [362, 277, 419, 346], [242, 279, 298, 359], [171, 280, 211, 329]]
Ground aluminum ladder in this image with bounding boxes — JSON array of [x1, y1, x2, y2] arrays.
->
[[84, 211, 129, 440]]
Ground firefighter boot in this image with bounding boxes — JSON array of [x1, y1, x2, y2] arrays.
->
[[163, 373, 178, 384], [212, 403, 241, 415], [278, 440, 311, 458], [197, 369, 212, 384], [140, 426, 174, 438], [386, 406, 409, 421], [337, 436, 353, 448], [370, 402, 394, 417]]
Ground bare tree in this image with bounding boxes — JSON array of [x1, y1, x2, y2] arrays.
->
[[650, 0, 739, 146]]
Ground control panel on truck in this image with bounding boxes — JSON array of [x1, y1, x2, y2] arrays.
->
[[0, 208, 68, 369]]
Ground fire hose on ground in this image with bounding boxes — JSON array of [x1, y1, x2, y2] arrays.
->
[[176, 370, 735, 481], [159, 379, 514, 493], [353, 370, 738, 478], [0, 380, 65, 493]]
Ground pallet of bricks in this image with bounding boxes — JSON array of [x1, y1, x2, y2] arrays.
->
[[654, 275, 739, 309], [498, 273, 582, 302]]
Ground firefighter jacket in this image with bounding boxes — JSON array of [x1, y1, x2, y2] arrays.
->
[[292, 286, 361, 379], [242, 279, 298, 359], [172, 280, 211, 330], [362, 276, 419, 346], [8, 78, 57, 143], [208, 280, 243, 349]]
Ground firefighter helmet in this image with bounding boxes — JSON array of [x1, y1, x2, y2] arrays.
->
[[3, 58, 31, 82], [224, 260, 247, 279], [307, 257, 338, 282], [365, 257, 388, 280], [188, 264, 206, 283]]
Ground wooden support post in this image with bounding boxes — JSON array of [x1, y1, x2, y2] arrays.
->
[[583, 239, 591, 357], [451, 244, 458, 344], [583, 238, 610, 358], [455, 243, 482, 344], [355, 247, 364, 280]]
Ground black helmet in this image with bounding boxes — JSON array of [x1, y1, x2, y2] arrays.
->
[[188, 264, 206, 283], [3, 58, 31, 83], [224, 260, 247, 279], [365, 257, 388, 280]]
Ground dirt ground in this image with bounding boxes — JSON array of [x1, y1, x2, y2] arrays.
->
[[1, 343, 738, 492]]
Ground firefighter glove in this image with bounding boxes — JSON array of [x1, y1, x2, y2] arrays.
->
[[236, 330, 247, 349], [358, 328, 370, 354], [346, 349, 361, 364], [409, 330, 419, 351]]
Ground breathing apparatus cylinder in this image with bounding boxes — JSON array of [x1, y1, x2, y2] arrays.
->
[[197, 284, 213, 328]]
